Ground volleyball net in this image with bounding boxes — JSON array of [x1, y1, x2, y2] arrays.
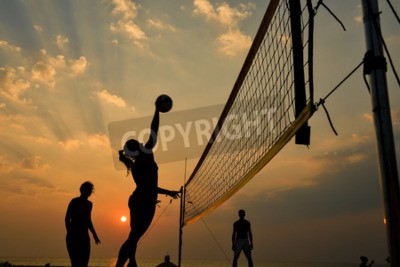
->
[[183, 0, 315, 226]]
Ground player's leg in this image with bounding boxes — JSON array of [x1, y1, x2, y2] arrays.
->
[[66, 235, 79, 267], [124, 201, 156, 267], [79, 235, 91, 267], [232, 240, 242, 267], [116, 237, 134, 267], [232, 251, 241, 267], [243, 246, 253, 267]]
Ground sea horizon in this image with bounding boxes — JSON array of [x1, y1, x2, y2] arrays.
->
[[0, 257, 389, 267]]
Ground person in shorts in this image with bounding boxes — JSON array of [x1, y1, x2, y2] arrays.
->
[[232, 209, 253, 267]]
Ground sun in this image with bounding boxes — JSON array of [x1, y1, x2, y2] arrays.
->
[[120, 216, 127, 223]]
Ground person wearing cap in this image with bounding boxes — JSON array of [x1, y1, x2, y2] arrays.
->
[[116, 103, 180, 267]]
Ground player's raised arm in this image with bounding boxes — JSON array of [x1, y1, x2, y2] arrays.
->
[[145, 108, 159, 151], [145, 95, 173, 151]]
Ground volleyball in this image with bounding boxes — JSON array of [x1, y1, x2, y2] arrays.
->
[[156, 94, 173, 113]]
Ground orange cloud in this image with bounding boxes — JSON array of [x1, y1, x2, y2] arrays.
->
[[217, 29, 252, 57], [70, 56, 88, 75], [0, 67, 31, 103], [97, 89, 127, 108], [20, 155, 49, 170], [193, 0, 254, 56], [56, 34, 69, 49], [0, 40, 21, 53]]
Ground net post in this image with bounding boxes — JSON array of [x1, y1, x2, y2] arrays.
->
[[289, 0, 311, 145], [361, 0, 400, 265], [178, 158, 187, 267], [178, 185, 184, 267]]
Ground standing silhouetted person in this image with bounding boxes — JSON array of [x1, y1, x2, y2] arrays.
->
[[232, 209, 253, 267], [65, 181, 101, 267], [116, 103, 180, 267], [156, 255, 178, 267]]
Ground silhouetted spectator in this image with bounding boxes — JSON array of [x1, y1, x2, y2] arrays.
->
[[232, 209, 253, 267], [156, 255, 178, 267], [65, 181, 101, 267]]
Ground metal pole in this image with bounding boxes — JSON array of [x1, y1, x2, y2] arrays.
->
[[178, 158, 187, 267], [178, 185, 184, 267], [361, 0, 400, 265]]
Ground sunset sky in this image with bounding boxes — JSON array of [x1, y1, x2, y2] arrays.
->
[[0, 0, 399, 265]]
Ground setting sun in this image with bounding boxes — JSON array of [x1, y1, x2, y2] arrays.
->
[[121, 216, 127, 223]]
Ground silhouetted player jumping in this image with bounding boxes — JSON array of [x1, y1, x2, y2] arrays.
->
[[116, 103, 180, 267]]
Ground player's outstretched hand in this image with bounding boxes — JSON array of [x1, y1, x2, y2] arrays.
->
[[168, 190, 180, 199]]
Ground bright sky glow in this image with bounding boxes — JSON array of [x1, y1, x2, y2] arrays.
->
[[0, 0, 399, 265]]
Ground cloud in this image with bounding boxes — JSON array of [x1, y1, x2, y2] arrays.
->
[[87, 133, 111, 150], [108, 1, 176, 57], [363, 112, 373, 122], [57, 133, 111, 152], [70, 56, 88, 75], [193, 0, 215, 20], [354, 15, 362, 23], [33, 24, 43, 32], [110, 20, 147, 41], [31, 61, 57, 88], [147, 19, 177, 32], [47, 54, 66, 69], [192, 0, 254, 56], [56, 34, 69, 49], [0, 40, 22, 53], [217, 29, 252, 57], [109, 0, 152, 52], [30, 49, 67, 88], [0, 67, 31, 103], [58, 139, 81, 151], [20, 155, 49, 170], [1, 41, 90, 111], [193, 0, 252, 28], [111, 0, 139, 20], [97, 89, 127, 108], [31, 50, 88, 86]]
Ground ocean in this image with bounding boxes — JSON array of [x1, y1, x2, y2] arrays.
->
[[0, 258, 388, 267]]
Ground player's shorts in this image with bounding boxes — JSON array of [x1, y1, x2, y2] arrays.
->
[[234, 238, 251, 256]]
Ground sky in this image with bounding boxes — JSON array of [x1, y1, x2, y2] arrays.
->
[[0, 0, 399, 265]]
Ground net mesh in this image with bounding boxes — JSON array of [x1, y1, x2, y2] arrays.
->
[[183, 0, 314, 225]]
